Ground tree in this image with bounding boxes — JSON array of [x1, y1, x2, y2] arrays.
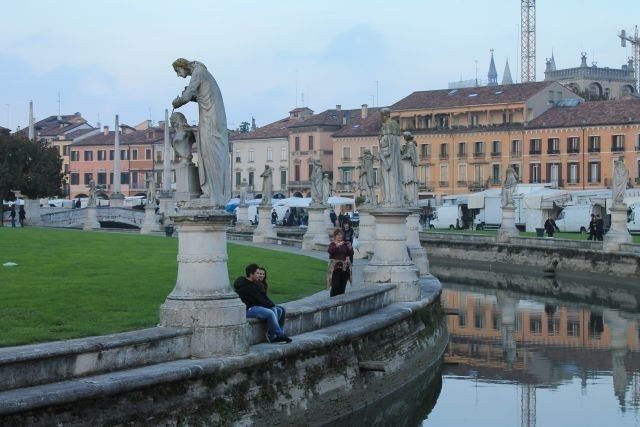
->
[[238, 121, 250, 133], [0, 134, 63, 200]]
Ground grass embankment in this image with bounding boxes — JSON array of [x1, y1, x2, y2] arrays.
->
[[0, 228, 326, 347], [423, 228, 640, 243]]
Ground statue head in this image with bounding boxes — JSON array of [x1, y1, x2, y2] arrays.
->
[[381, 107, 391, 121], [170, 111, 188, 128], [172, 58, 192, 77]]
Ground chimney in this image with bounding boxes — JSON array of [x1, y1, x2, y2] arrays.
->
[[251, 117, 256, 131], [336, 104, 341, 111], [158, 121, 166, 130], [103, 126, 109, 135], [361, 104, 369, 119]]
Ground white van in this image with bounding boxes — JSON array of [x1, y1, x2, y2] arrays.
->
[[429, 205, 461, 230], [628, 203, 640, 234], [555, 204, 606, 233]]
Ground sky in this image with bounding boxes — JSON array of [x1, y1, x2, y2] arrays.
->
[[1, 0, 639, 132]]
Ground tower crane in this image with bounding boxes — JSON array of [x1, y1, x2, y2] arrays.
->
[[619, 26, 640, 93]]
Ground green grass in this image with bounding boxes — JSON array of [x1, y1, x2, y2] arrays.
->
[[423, 228, 640, 243], [0, 228, 326, 347]]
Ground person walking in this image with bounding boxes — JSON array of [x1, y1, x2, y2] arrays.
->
[[327, 229, 354, 297], [595, 215, 604, 241], [341, 220, 355, 264], [544, 217, 560, 237], [587, 214, 597, 240], [329, 209, 337, 227], [9, 205, 16, 227], [18, 206, 26, 227]]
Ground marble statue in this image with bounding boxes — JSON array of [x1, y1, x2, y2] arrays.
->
[[358, 149, 376, 205], [260, 165, 273, 205], [310, 158, 324, 204], [172, 58, 229, 206], [378, 108, 404, 206], [322, 173, 331, 202], [146, 172, 156, 205], [501, 166, 518, 208], [170, 112, 195, 165], [87, 178, 97, 207], [612, 156, 628, 206], [401, 132, 418, 205]]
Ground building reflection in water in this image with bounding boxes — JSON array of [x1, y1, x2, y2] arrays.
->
[[442, 285, 640, 420]]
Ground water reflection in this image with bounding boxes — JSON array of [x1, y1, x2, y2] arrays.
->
[[428, 280, 640, 426]]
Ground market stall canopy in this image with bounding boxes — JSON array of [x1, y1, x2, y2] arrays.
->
[[467, 189, 500, 209], [523, 188, 570, 210], [327, 196, 355, 205]]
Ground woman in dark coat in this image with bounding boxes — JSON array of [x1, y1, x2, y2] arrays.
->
[[327, 229, 354, 297]]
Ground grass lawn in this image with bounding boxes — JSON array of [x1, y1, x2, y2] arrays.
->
[[0, 227, 327, 347], [423, 228, 640, 243]]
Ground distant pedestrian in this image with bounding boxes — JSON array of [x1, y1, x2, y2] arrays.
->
[[18, 206, 26, 227], [329, 209, 337, 227], [338, 212, 344, 227], [595, 215, 604, 241], [544, 217, 560, 237], [587, 214, 597, 240], [271, 209, 278, 225], [9, 205, 16, 227]]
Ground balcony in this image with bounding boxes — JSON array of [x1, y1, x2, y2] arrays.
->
[[547, 149, 560, 155], [418, 183, 433, 192], [472, 152, 485, 158], [490, 151, 501, 158], [468, 181, 487, 192], [612, 145, 625, 152], [456, 180, 467, 187], [456, 152, 467, 159], [340, 157, 352, 162], [438, 181, 449, 187], [420, 153, 431, 160], [509, 151, 522, 158], [489, 179, 501, 186], [439, 153, 449, 160], [529, 149, 541, 155], [567, 148, 580, 154], [335, 181, 357, 192], [545, 179, 564, 188], [288, 180, 311, 189], [588, 147, 600, 153]]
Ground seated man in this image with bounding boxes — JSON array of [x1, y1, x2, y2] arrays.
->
[[233, 263, 292, 344]]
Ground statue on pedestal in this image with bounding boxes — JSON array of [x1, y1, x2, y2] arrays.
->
[[172, 58, 229, 207], [146, 172, 156, 205], [260, 165, 273, 205], [322, 173, 331, 202], [378, 108, 403, 206], [501, 166, 518, 208], [358, 149, 376, 205], [401, 131, 418, 205], [612, 156, 629, 206], [310, 158, 324, 205], [87, 178, 97, 207]]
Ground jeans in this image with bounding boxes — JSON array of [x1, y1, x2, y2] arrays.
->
[[247, 306, 285, 337], [269, 306, 286, 339]]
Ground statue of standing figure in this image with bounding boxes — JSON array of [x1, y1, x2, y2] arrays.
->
[[260, 164, 273, 205], [310, 158, 324, 205], [378, 108, 404, 206], [87, 178, 97, 207], [501, 166, 519, 208], [172, 58, 230, 207], [401, 131, 418, 205], [322, 173, 332, 203], [358, 149, 377, 205], [612, 156, 629, 206], [146, 172, 156, 205], [170, 111, 195, 165]]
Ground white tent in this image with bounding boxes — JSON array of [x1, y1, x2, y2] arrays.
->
[[327, 196, 355, 205]]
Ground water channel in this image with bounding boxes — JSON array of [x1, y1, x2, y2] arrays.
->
[[338, 266, 640, 426]]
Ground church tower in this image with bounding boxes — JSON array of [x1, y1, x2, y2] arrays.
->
[[502, 59, 513, 85], [488, 49, 498, 86]]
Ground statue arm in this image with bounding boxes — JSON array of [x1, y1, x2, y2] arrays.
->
[[173, 71, 201, 107]]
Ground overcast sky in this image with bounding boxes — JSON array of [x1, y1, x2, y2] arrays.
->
[[1, 0, 638, 132]]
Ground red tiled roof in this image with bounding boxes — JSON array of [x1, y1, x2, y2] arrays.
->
[[15, 114, 89, 137], [230, 117, 291, 141], [70, 128, 165, 146], [527, 98, 640, 128], [287, 108, 350, 129], [391, 81, 554, 110], [332, 107, 383, 138]]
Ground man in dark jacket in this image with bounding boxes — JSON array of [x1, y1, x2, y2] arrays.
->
[[233, 263, 292, 343]]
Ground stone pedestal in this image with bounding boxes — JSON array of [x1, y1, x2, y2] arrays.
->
[[253, 204, 276, 243], [110, 193, 125, 208], [24, 199, 42, 226], [496, 206, 519, 242], [160, 203, 249, 357], [406, 208, 429, 276], [354, 205, 375, 259], [140, 205, 158, 234], [157, 192, 174, 227], [174, 163, 201, 203], [604, 205, 632, 251], [302, 205, 330, 250], [83, 206, 100, 230], [236, 205, 252, 227], [363, 207, 420, 302]]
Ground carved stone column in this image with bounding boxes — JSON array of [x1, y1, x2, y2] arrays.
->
[[83, 206, 100, 230], [604, 205, 632, 251], [496, 206, 519, 242], [160, 205, 249, 357], [302, 205, 330, 250]]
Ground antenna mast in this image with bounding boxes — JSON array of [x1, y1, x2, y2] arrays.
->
[[520, 0, 536, 83], [619, 25, 640, 93]]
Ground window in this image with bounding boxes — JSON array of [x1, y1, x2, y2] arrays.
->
[[419, 165, 430, 187], [235, 172, 241, 186], [420, 144, 430, 159], [235, 150, 241, 163], [97, 172, 106, 185], [70, 151, 79, 161], [109, 150, 115, 160], [510, 139, 521, 155], [474, 312, 485, 329], [458, 313, 467, 328], [308, 135, 314, 150], [491, 140, 501, 156], [84, 173, 93, 184], [458, 164, 467, 183], [588, 162, 600, 183], [372, 146, 379, 156], [492, 164, 501, 183], [567, 137, 580, 153], [473, 164, 483, 182], [439, 143, 449, 159], [248, 150, 254, 163], [457, 142, 467, 157], [588, 136, 600, 152], [248, 171, 254, 186], [341, 168, 353, 183], [547, 138, 560, 154], [439, 164, 449, 184], [280, 147, 287, 161], [70, 173, 79, 185], [548, 317, 560, 336], [97, 150, 106, 161], [548, 163, 561, 185], [84, 151, 93, 161], [530, 163, 541, 183], [121, 150, 129, 160], [529, 138, 541, 155], [372, 169, 379, 185], [131, 172, 139, 188], [474, 141, 484, 156], [470, 114, 479, 127], [567, 319, 580, 337], [612, 135, 625, 152], [109, 173, 114, 184], [145, 149, 152, 160], [294, 136, 300, 151], [294, 164, 300, 181], [63, 145, 70, 156], [343, 146, 351, 160], [502, 111, 512, 124], [568, 163, 580, 184], [280, 170, 287, 188], [529, 317, 542, 334], [155, 151, 162, 161], [132, 149, 138, 160], [120, 172, 130, 185], [267, 147, 273, 161]]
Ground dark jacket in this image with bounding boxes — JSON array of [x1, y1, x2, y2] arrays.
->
[[233, 276, 275, 309], [342, 227, 354, 244]]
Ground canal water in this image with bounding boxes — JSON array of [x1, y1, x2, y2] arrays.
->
[[424, 278, 640, 426]]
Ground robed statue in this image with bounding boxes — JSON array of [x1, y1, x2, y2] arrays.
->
[[378, 108, 404, 206], [260, 164, 273, 205], [612, 156, 629, 207], [310, 158, 324, 205], [501, 166, 518, 208], [401, 131, 418, 205]]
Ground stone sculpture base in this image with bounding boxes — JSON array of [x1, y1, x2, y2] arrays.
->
[[406, 209, 429, 276], [110, 193, 125, 208], [174, 163, 201, 202], [140, 204, 158, 234], [236, 205, 252, 227], [24, 199, 42, 226], [354, 205, 375, 259], [363, 207, 420, 302], [496, 206, 519, 242], [302, 205, 331, 250], [604, 205, 632, 251], [83, 206, 100, 230], [157, 192, 174, 227], [253, 204, 276, 243], [160, 204, 249, 357]]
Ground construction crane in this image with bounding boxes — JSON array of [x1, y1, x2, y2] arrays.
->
[[619, 26, 640, 93], [521, 0, 536, 83]]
